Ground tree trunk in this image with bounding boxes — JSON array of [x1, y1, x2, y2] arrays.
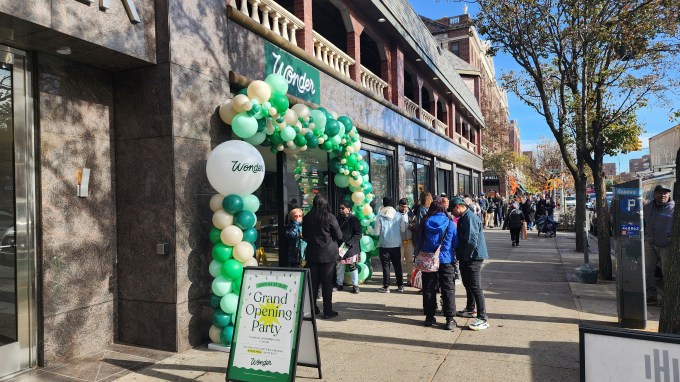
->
[[574, 162, 587, 252], [593, 164, 613, 280], [659, 147, 680, 333]]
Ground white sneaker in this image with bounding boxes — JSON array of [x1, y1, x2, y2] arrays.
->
[[469, 318, 489, 331], [377, 287, 390, 293]]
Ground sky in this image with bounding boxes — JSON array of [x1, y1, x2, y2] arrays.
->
[[408, 0, 680, 173]]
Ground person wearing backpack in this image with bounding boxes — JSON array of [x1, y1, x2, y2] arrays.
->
[[506, 202, 525, 247], [522, 196, 536, 230]]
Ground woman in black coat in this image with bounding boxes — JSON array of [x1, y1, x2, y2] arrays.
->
[[335, 202, 362, 294], [302, 194, 343, 318], [506, 202, 525, 247]]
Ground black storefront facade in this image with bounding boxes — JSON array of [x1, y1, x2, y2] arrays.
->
[[0, 0, 484, 373]]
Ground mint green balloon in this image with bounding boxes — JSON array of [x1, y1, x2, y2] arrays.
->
[[209, 260, 223, 278], [310, 110, 327, 130], [244, 131, 267, 145], [231, 113, 258, 139], [265, 73, 289, 95], [281, 126, 296, 142], [334, 173, 350, 188], [358, 263, 369, 282], [242, 194, 260, 213], [222, 259, 244, 280], [220, 292, 240, 314], [212, 276, 233, 297]]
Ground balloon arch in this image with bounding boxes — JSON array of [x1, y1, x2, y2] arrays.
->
[[205, 74, 380, 346]]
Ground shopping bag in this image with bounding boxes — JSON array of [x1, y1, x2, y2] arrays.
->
[[523, 221, 528, 240], [340, 254, 357, 265], [411, 269, 422, 290], [338, 243, 348, 258]]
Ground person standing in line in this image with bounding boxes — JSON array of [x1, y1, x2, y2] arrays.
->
[[643, 184, 675, 304], [374, 197, 404, 293], [412, 192, 433, 258], [506, 202, 525, 247], [335, 202, 362, 294], [522, 195, 536, 230], [451, 196, 490, 331], [302, 195, 343, 319], [498, 196, 507, 228], [546, 196, 556, 218], [479, 195, 488, 226], [536, 193, 548, 217], [398, 198, 415, 286], [419, 198, 458, 329], [284, 208, 305, 267], [486, 193, 497, 228]]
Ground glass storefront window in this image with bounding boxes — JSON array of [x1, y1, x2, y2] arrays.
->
[[252, 146, 280, 266], [369, 152, 393, 204], [416, 163, 430, 197], [404, 161, 416, 205], [458, 172, 471, 196], [437, 169, 451, 196], [286, 151, 329, 215]]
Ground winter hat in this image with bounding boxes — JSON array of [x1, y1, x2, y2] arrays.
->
[[383, 197, 394, 207]]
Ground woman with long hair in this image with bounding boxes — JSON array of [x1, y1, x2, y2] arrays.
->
[[302, 194, 343, 319], [419, 197, 458, 330], [336, 202, 362, 294], [284, 208, 305, 267]]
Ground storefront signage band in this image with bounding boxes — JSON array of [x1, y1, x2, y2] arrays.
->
[[227, 267, 321, 382], [265, 42, 320, 104], [77, 0, 141, 24]]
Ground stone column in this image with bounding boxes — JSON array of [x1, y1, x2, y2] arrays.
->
[[294, 0, 313, 54], [416, 75, 424, 120], [388, 44, 405, 108], [448, 101, 456, 140], [347, 14, 364, 83]]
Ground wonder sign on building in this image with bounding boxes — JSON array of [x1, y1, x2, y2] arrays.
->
[[265, 42, 320, 104]]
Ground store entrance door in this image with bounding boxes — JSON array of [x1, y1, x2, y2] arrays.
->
[[0, 46, 38, 378]]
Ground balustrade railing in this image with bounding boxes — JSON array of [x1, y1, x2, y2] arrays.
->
[[435, 119, 447, 135], [360, 65, 387, 99], [404, 97, 418, 119], [233, 0, 305, 46], [421, 109, 436, 127], [312, 32, 354, 78], [453, 131, 461, 143]]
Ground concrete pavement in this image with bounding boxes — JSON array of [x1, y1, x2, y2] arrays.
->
[[12, 228, 649, 382]]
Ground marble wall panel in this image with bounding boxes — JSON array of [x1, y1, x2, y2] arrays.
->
[[169, 0, 230, 81], [173, 137, 213, 304], [40, 133, 116, 317], [171, 64, 230, 142], [226, 21, 265, 80], [118, 299, 177, 351], [0, 1, 51, 30], [115, 137, 176, 303], [176, 299, 211, 352], [51, 0, 156, 63], [113, 64, 172, 141], [43, 301, 114, 366]]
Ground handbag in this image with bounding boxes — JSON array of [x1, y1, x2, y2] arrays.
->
[[340, 255, 357, 265], [414, 225, 449, 272], [411, 269, 422, 290]]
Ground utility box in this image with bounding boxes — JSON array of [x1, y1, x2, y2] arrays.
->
[[612, 179, 647, 329]]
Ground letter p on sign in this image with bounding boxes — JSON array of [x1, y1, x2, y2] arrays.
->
[[627, 199, 636, 211]]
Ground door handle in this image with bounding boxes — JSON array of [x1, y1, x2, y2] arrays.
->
[[0, 244, 16, 249]]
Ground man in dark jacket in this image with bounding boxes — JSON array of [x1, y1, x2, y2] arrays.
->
[[506, 202, 525, 247], [521, 196, 536, 230], [643, 184, 675, 303], [451, 196, 489, 331]]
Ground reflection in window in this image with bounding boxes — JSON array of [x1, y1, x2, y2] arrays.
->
[[404, 161, 416, 205], [369, 152, 392, 205], [416, 164, 430, 198]]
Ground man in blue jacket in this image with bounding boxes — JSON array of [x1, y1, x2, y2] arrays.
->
[[451, 196, 490, 331], [374, 197, 404, 293], [643, 184, 675, 304]]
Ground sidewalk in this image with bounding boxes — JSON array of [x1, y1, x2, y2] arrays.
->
[[12, 229, 650, 382]]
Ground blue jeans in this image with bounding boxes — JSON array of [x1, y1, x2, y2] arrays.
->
[[336, 261, 358, 286]]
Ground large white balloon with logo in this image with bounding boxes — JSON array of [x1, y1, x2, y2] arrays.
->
[[206, 140, 265, 196]]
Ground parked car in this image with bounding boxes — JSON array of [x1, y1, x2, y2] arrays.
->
[[565, 196, 576, 208]]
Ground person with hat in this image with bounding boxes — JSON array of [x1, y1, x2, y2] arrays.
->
[[451, 196, 490, 331], [398, 198, 415, 286], [374, 197, 404, 293], [643, 184, 675, 304]]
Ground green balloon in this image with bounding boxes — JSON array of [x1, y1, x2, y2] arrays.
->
[[358, 263, 369, 282], [304, 131, 314, 141], [220, 325, 235, 345], [346, 153, 358, 166], [222, 259, 244, 280], [270, 146, 279, 154], [244, 131, 267, 145], [234, 210, 256, 230], [222, 194, 243, 215], [360, 236, 374, 252], [261, 135, 272, 147], [338, 116, 353, 131], [321, 140, 333, 151], [331, 135, 342, 145], [265, 73, 289, 94], [237, 88, 248, 95], [360, 218, 370, 227], [209, 293, 221, 309], [243, 194, 260, 213], [306, 136, 319, 148], [270, 92, 290, 114], [257, 117, 266, 132], [310, 110, 327, 130], [209, 260, 223, 278], [358, 160, 369, 175], [329, 158, 343, 173], [243, 228, 258, 243], [209, 227, 221, 244], [231, 113, 258, 139], [294, 134, 307, 147], [313, 128, 323, 138], [271, 132, 284, 146], [325, 119, 340, 136], [349, 184, 362, 192], [362, 182, 373, 193], [212, 243, 233, 262], [212, 276, 232, 296], [281, 126, 296, 142], [334, 173, 350, 188], [213, 310, 232, 328], [232, 275, 242, 294], [220, 292, 240, 314]]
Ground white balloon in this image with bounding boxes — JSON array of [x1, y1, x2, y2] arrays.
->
[[232, 94, 252, 113], [212, 210, 234, 229], [350, 176, 363, 187], [219, 100, 237, 125], [247, 80, 272, 103], [353, 140, 362, 152], [284, 109, 299, 125], [362, 204, 373, 216], [233, 241, 255, 263], [245, 257, 259, 267], [352, 192, 365, 204], [209, 325, 222, 343], [291, 104, 311, 119], [206, 140, 265, 196], [221, 226, 244, 246], [209, 194, 225, 212]]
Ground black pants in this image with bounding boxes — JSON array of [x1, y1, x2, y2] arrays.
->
[[309, 262, 335, 314], [379, 247, 403, 287], [510, 227, 521, 244], [459, 260, 487, 320], [422, 263, 456, 318]]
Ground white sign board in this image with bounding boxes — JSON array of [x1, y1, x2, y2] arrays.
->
[[227, 267, 321, 382], [581, 326, 680, 382]]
